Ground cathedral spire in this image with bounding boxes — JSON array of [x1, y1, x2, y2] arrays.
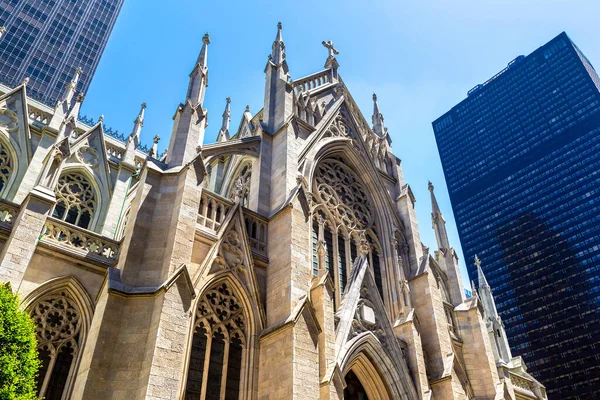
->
[[475, 255, 513, 364], [270, 22, 286, 67], [428, 181, 450, 250], [129, 102, 146, 148], [217, 97, 231, 142], [263, 22, 292, 133], [186, 33, 210, 107], [372, 93, 386, 137], [475, 255, 490, 290], [62, 67, 82, 106], [167, 33, 210, 167]]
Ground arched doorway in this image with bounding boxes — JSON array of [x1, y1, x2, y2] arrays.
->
[[344, 370, 369, 400]]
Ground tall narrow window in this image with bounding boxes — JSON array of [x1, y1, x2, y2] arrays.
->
[[338, 236, 347, 293], [30, 290, 85, 400], [52, 173, 96, 229], [350, 240, 358, 265], [372, 249, 383, 298], [185, 283, 247, 400], [0, 141, 12, 193], [312, 221, 319, 276], [324, 227, 334, 283]]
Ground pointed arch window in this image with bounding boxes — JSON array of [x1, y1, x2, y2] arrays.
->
[[52, 172, 96, 229], [312, 156, 388, 304], [184, 282, 247, 400], [30, 290, 85, 400], [0, 141, 13, 194]]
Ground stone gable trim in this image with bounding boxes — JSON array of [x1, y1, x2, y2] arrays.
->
[[259, 295, 322, 340]]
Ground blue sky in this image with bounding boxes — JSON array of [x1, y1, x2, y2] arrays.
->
[[81, 0, 600, 286]]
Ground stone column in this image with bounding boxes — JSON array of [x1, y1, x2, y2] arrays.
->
[[0, 186, 55, 289]]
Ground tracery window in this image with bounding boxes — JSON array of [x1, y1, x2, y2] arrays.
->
[[30, 290, 84, 400], [312, 157, 385, 303], [52, 173, 96, 229], [0, 141, 12, 193], [228, 163, 252, 207], [184, 282, 247, 400]]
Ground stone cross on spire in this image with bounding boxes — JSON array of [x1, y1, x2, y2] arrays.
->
[[322, 40, 339, 58], [322, 40, 339, 71]]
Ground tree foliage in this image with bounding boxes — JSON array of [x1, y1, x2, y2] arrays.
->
[[0, 284, 39, 400]]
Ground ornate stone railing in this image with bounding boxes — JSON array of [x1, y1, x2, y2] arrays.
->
[[292, 70, 332, 94], [198, 189, 233, 233], [0, 199, 19, 230], [106, 142, 124, 161], [40, 218, 119, 265], [28, 108, 51, 125], [509, 372, 535, 394], [243, 210, 267, 256]]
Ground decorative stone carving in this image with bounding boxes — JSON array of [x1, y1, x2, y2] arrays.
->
[[0, 107, 19, 133], [194, 282, 246, 342], [32, 291, 82, 348], [323, 113, 352, 139], [314, 158, 373, 231], [0, 142, 12, 192], [76, 146, 99, 168]]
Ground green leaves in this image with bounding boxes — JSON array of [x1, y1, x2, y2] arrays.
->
[[0, 284, 39, 400]]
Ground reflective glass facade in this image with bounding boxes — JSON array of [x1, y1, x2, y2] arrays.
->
[[433, 32, 600, 399], [0, 0, 123, 105]]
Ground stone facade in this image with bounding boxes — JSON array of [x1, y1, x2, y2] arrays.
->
[[0, 22, 547, 400]]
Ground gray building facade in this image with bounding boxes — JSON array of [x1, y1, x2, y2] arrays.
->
[[0, 0, 123, 106]]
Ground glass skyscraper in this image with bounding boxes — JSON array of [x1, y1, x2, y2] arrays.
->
[[432, 32, 600, 399], [0, 0, 123, 105]]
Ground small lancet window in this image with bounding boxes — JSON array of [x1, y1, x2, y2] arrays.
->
[[184, 283, 247, 400], [52, 173, 96, 229], [338, 235, 347, 293]]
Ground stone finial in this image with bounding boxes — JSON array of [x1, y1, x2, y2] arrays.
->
[[98, 114, 104, 123], [149, 134, 160, 158], [21, 77, 29, 86], [372, 92, 386, 137], [358, 231, 370, 255], [428, 181, 434, 192], [474, 254, 481, 268], [0, 26, 6, 39], [270, 22, 286, 66], [245, 105, 250, 113]]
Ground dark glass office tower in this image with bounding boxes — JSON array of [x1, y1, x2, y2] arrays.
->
[[0, 0, 124, 105], [432, 32, 600, 399]]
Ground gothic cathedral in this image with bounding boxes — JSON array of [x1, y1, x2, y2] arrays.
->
[[0, 23, 546, 400]]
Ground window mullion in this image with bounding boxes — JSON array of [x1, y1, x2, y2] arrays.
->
[[219, 337, 231, 400], [38, 347, 57, 399], [199, 332, 213, 400]]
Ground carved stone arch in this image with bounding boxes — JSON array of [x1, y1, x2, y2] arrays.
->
[[53, 166, 106, 232], [303, 137, 403, 245], [0, 132, 18, 199], [21, 276, 94, 400], [0, 86, 32, 201], [305, 140, 404, 317], [340, 332, 411, 400], [221, 156, 254, 204], [181, 274, 261, 400]]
